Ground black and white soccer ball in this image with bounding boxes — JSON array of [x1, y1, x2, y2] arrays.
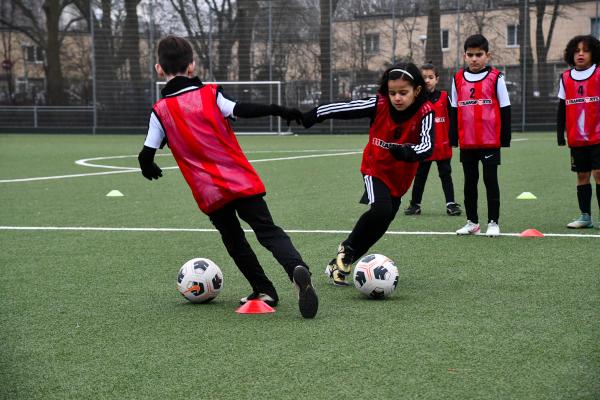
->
[[353, 254, 399, 299], [176, 258, 223, 303]]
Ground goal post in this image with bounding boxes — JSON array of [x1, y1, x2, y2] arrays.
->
[[155, 80, 288, 135]]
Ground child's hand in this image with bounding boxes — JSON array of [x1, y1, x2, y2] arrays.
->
[[301, 109, 318, 129], [138, 146, 163, 181], [272, 105, 303, 126]]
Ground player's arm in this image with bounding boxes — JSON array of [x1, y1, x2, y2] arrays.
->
[[449, 78, 459, 147], [389, 111, 435, 162], [301, 97, 377, 128], [497, 74, 512, 148], [217, 88, 301, 126], [556, 78, 566, 146], [138, 111, 164, 181]]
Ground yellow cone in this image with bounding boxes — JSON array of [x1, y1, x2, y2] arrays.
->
[[516, 191, 537, 200], [106, 190, 124, 197]]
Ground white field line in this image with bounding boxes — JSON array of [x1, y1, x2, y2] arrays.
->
[[0, 151, 362, 183], [0, 225, 598, 238]]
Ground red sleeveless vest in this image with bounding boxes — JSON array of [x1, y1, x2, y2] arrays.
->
[[152, 84, 265, 214], [562, 65, 600, 147], [361, 94, 433, 197], [454, 68, 501, 149], [427, 90, 452, 161]]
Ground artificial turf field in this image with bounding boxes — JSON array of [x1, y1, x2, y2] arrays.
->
[[1, 132, 599, 399]]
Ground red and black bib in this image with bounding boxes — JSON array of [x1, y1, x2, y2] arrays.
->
[[153, 84, 265, 214], [562, 65, 600, 147], [454, 68, 501, 149], [361, 95, 433, 197], [427, 90, 452, 161]]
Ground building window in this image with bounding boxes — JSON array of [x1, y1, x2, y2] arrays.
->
[[441, 29, 449, 50], [364, 33, 379, 54], [506, 24, 518, 47], [23, 45, 44, 63], [593, 18, 600, 39]]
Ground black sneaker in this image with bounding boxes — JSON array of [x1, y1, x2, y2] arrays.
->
[[404, 203, 421, 215], [240, 291, 278, 307], [446, 202, 462, 216], [293, 266, 318, 319]]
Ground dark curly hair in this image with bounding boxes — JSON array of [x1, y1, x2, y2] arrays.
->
[[378, 63, 426, 100], [563, 35, 600, 67]]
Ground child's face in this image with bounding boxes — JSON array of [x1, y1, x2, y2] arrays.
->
[[421, 69, 439, 92], [464, 47, 489, 72], [388, 78, 421, 111], [573, 41, 593, 69]]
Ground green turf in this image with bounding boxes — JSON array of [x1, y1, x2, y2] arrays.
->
[[1, 133, 599, 399]]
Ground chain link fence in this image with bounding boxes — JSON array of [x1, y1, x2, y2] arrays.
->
[[0, 0, 598, 133]]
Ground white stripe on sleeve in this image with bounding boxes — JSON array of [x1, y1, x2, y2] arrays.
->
[[411, 112, 433, 154], [317, 97, 377, 117]]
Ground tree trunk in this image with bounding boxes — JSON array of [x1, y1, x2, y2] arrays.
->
[[319, 0, 332, 102], [43, 0, 65, 105], [425, 0, 442, 68], [518, 0, 534, 122], [535, 0, 559, 99], [122, 0, 146, 125]]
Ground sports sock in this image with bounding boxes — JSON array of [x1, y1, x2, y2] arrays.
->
[[577, 184, 592, 215], [596, 184, 600, 214]]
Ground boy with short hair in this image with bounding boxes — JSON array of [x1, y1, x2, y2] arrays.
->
[[138, 35, 318, 318], [449, 34, 511, 237], [557, 35, 600, 229]]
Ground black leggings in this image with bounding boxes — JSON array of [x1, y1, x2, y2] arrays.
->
[[410, 159, 455, 205], [462, 161, 500, 224], [345, 176, 401, 261], [208, 195, 306, 294]]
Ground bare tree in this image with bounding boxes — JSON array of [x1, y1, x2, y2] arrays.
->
[[0, 2, 16, 104], [425, 0, 442, 68], [534, 0, 561, 98], [319, 0, 339, 102], [0, 0, 84, 105]]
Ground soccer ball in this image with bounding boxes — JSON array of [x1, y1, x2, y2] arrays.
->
[[176, 258, 223, 303], [353, 254, 399, 299]]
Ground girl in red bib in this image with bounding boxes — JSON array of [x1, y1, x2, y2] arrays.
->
[[302, 63, 434, 286], [557, 35, 600, 229]]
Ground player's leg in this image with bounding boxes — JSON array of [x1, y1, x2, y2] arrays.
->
[[481, 149, 501, 237], [590, 143, 600, 228], [405, 161, 431, 215], [568, 146, 593, 228], [208, 202, 278, 305], [235, 195, 307, 279], [437, 159, 461, 215], [235, 195, 318, 318], [456, 150, 480, 235], [327, 176, 398, 285]]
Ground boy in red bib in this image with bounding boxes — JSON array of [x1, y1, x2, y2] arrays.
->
[[302, 63, 434, 286], [557, 35, 600, 229], [404, 62, 461, 217], [138, 36, 318, 318], [450, 34, 511, 237]]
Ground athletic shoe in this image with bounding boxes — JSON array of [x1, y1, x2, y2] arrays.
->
[[566, 213, 593, 229], [325, 259, 350, 286], [293, 266, 318, 319], [240, 291, 278, 307], [335, 243, 355, 275], [404, 203, 421, 215], [456, 220, 480, 235], [446, 202, 462, 216], [486, 221, 500, 237]]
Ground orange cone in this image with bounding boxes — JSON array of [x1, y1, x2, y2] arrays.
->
[[235, 300, 276, 314], [520, 228, 544, 237]]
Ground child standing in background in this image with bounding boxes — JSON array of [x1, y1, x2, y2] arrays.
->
[[557, 35, 600, 229], [450, 34, 511, 237], [405, 62, 461, 217]]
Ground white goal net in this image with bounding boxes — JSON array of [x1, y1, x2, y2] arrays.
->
[[155, 80, 287, 135]]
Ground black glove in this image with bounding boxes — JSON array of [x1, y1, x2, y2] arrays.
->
[[388, 143, 411, 161], [557, 137, 566, 146], [301, 109, 318, 129], [271, 105, 302, 126], [138, 146, 163, 180]]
